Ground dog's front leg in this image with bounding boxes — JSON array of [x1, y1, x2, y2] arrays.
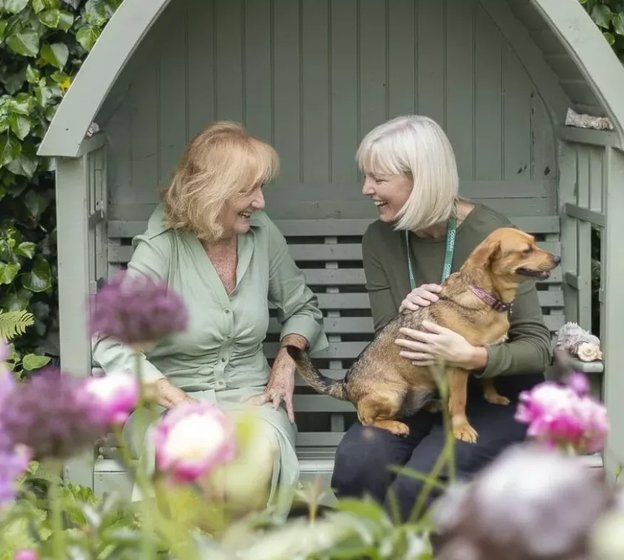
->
[[447, 368, 478, 443]]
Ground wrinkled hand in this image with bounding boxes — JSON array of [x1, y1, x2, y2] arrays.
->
[[247, 348, 296, 422], [395, 320, 476, 367], [399, 284, 442, 312]]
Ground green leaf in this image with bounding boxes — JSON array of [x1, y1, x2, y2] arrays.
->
[[0, 262, 21, 284], [76, 24, 100, 51], [8, 114, 30, 140], [603, 31, 616, 45], [2, 0, 29, 14], [22, 257, 51, 292], [23, 189, 50, 219], [11, 93, 32, 115], [84, 0, 115, 26], [40, 43, 69, 70], [1, 288, 32, 311], [5, 154, 37, 178], [613, 13, 624, 36], [38, 8, 61, 28], [22, 353, 51, 371], [0, 19, 8, 42], [0, 135, 21, 168], [6, 30, 40, 58], [25, 64, 40, 84], [591, 4, 614, 28], [15, 241, 35, 259], [32, 0, 47, 13], [57, 10, 74, 31]]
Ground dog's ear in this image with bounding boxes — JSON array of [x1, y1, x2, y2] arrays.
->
[[469, 238, 501, 269]]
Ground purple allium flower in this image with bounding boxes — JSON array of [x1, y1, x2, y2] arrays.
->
[[433, 445, 613, 560], [515, 379, 608, 454], [84, 373, 139, 425], [14, 549, 38, 560], [0, 368, 107, 459], [89, 271, 188, 346], [0, 445, 30, 510], [154, 401, 236, 483]]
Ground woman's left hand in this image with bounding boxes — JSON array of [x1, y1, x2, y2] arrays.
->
[[248, 347, 297, 422], [395, 320, 477, 368]]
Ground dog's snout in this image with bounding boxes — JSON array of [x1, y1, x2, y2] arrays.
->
[[553, 255, 561, 266]]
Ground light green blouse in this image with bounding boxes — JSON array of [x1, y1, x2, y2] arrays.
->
[[93, 205, 328, 509]]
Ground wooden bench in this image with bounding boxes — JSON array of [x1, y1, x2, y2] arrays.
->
[[94, 214, 602, 495]]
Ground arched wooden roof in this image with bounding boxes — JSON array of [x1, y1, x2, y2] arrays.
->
[[38, 0, 624, 157]]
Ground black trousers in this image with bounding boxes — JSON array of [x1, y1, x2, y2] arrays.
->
[[331, 374, 544, 521]]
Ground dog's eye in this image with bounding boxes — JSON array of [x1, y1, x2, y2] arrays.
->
[[521, 248, 533, 256]]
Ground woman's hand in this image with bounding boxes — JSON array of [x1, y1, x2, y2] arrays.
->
[[152, 378, 198, 409], [248, 347, 297, 422], [395, 320, 487, 370], [399, 284, 442, 312]]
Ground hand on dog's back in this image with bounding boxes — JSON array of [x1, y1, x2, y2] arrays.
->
[[399, 283, 442, 312]]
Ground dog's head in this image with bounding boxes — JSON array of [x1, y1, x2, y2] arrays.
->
[[468, 227, 560, 281]]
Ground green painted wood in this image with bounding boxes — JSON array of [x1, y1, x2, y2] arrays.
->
[[388, 0, 416, 117], [603, 148, 624, 479], [215, 0, 243, 122]]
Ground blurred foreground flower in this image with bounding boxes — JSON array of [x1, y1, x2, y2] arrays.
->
[[0, 368, 107, 459], [90, 271, 188, 347], [433, 445, 612, 560], [85, 373, 139, 425], [154, 402, 236, 483], [13, 548, 38, 560], [0, 445, 30, 509], [515, 374, 608, 454]]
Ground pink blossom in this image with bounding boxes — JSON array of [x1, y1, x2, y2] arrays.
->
[[153, 401, 236, 483], [14, 549, 38, 560], [84, 374, 139, 426], [515, 376, 608, 454]]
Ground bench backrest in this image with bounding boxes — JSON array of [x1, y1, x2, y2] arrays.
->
[[105, 215, 564, 449]]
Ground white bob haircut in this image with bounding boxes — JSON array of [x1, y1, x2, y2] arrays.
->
[[356, 115, 459, 232]]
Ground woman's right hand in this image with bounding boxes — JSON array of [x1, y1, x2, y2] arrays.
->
[[152, 378, 198, 409], [399, 283, 443, 313]]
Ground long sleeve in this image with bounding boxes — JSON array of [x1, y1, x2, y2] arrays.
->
[[265, 218, 328, 354], [477, 279, 552, 378], [91, 233, 171, 382], [362, 226, 399, 332]]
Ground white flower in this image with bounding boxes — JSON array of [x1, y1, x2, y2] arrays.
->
[[576, 342, 602, 362]]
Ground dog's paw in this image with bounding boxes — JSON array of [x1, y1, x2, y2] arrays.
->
[[373, 420, 410, 437], [452, 421, 478, 443], [484, 393, 511, 406]]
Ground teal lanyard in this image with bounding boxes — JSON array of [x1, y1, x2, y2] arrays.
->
[[405, 215, 457, 290]]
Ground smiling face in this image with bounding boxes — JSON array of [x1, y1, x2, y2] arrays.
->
[[218, 182, 265, 237], [361, 171, 413, 223]]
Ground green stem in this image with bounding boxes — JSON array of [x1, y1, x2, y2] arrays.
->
[[48, 461, 65, 560]]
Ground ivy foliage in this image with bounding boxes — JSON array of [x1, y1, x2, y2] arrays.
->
[[581, 0, 624, 57], [0, 0, 120, 374]]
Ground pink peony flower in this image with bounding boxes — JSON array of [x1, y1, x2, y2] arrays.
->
[[84, 373, 139, 426], [515, 376, 608, 454], [153, 401, 236, 483], [14, 549, 38, 560]]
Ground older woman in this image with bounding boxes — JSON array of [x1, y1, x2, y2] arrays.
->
[[93, 121, 327, 513], [331, 115, 551, 520]]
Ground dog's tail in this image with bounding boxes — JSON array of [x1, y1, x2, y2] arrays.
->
[[285, 345, 348, 401]]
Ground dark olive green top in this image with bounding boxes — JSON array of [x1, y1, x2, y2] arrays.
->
[[362, 203, 551, 378]]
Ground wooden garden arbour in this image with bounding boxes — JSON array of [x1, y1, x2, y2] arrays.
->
[[39, 0, 624, 491]]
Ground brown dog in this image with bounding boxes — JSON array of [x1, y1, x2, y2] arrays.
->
[[287, 227, 560, 443]]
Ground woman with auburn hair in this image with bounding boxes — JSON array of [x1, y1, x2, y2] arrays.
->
[[331, 115, 551, 520], [93, 121, 327, 513]]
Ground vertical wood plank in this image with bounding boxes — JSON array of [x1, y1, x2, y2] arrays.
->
[[244, 0, 272, 140], [330, 0, 358, 186], [273, 0, 301, 185], [215, 0, 244, 122], [416, 0, 445, 125], [157, 0, 187, 186], [388, 0, 416, 117], [445, 0, 474, 180], [474, 5, 502, 181], [358, 0, 387, 135], [301, 0, 330, 185], [187, 0, 216, 138]]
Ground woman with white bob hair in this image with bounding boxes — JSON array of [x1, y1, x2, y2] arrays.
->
[[331, 115, 551, 520]]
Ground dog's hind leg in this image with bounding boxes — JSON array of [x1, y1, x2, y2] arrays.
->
[[357, 394, 409, 437], [481, 378, 510, 406], [448, 369, 478, 443]]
